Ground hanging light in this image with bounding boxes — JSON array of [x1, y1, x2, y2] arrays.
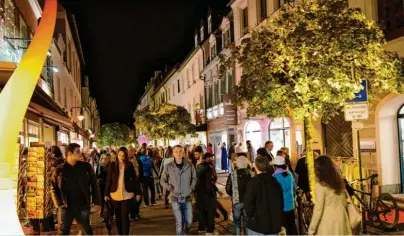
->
[[77, 108, 85, 121]]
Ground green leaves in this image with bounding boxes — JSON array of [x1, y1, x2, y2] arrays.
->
[[97, 123, 131, 148], [134, 104, 196, 140], [221, 0, 404, 122]]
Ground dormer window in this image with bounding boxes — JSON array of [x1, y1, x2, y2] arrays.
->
[[200, 26, 204, 42], [208, 16, 212, 34], [210, 42, 217, 60], [194, 34, 198, 47], [222, 28, 232, 48]]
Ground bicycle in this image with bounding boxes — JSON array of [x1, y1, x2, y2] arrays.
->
[[296, 188, 313, 235], [349, 173, 399, 231]]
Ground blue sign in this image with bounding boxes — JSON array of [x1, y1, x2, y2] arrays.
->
[[346, 80, 368, 103]]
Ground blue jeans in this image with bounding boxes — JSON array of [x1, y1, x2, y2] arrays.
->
[[246, 228, 267, 235], [60, 206, 92, 235], [172, 201, 193, 235], [233, 202, 247, 235]]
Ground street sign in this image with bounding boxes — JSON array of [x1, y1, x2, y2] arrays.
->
[[346, 80, 368, 103], [345, 103, 369, 121]]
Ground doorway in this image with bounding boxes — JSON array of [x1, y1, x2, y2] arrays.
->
[[246, 120, 262, 150], [398, 105, 404, 191]]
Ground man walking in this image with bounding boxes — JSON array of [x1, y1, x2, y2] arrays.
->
[[50, 143, 101, 235], [244, 156, 283, 235], [161, 145, 197, 235]]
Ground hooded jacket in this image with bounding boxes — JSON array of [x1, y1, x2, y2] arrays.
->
[[160, 159, 197, 202], [225, 168, 252, 204], [244, 172, 284, 234]]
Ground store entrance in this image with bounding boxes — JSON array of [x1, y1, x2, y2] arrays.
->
[[398, 105, 404, 191]]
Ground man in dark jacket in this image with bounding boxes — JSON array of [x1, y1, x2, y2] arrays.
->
[[50, 143, 101, 235], [195, 152, 217, 234], [226, 155, 252, 235], [244, 156, 284, 235]]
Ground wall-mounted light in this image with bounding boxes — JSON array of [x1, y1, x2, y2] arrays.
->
[[44, 65, 58, 72], [47, 51, 51, 56], [71, 107, 84, 121]]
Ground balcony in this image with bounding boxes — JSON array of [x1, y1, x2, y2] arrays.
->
[[206, 103, 225, 120], [378, 0, 404, 41]]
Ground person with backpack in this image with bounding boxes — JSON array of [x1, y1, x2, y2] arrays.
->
[[225, 156, 252, 235], [139, 147, 158, 207], [272, 155, 297, 235]]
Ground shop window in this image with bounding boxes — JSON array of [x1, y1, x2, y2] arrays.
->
[[269, 118, 291, 153], [398, 105, 404, 180], [246, 120, 262, 149], [28, 122, 40, 145]]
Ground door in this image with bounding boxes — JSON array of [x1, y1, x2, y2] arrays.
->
[[324, 112, 353, 157], [398, 105, 404, 191]]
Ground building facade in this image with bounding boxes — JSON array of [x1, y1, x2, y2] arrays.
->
[[0, 0, 96, 153], [230, 0, 404, 193]]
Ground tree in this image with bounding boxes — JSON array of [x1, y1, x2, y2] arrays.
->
[[221, 0, 404, 201], [134, 104, 196, 140], [97, 123, 131, 147]]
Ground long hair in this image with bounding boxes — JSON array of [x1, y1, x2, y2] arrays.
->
[[315, 155, 344, 194], [116, 146, 131, 170]]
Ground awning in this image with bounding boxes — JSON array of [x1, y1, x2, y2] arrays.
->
[[28, 102, 73, 130], [73, 122, 90, 139]]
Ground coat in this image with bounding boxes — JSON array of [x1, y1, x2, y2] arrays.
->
[[309, 182, 352, 235], [160, 160, 197, 202], [244, 172, 284, 234], [104, 161, 142, 197]]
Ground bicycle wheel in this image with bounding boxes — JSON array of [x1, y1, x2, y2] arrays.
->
[[375, 193, 399, 229], [302, 202, 313, 233]]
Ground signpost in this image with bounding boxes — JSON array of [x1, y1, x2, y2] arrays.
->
[[345, 79, 368, 233]]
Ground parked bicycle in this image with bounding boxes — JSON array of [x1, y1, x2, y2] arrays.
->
[[349, 173, 399, 230], [296, 188, 313, 235]]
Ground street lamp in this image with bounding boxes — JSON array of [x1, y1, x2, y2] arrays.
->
[[71, 107, 84, 121]]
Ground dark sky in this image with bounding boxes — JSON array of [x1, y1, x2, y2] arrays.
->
[[59, 0, 229, 126]]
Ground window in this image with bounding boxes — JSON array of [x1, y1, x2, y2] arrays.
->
[[64, 87, 67, 108], [269, 118, 291, 153], [200, 26, 204, 42], [208, 16, 212, 34], [187, 70, 191, 88], [242, 7, 248, 34], [194, 34, 198, 47], [215, 81, 220, 105], [55, 76, 61, 103], [227, 70, 233, 93], [221, 75, 226, 101], [177, 79, 180, 93], [173, 84, 175, 96], [222, 29, 232, 48], [200, 94, 204, 109], [260, 0, 267, 20], [208, 84, 213, 107], [210, 43, 216, 60]]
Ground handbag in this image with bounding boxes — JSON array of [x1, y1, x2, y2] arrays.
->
[[102, 200, 114, 220], [346, 190, 361, 230]]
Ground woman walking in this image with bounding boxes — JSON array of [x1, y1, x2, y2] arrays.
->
[[105, 147, 142, 235], [308, 155, 352, 235], [97, 154, 110, 215]]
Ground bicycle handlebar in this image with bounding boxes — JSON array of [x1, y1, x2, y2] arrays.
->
[[357, 173, 378, 182]]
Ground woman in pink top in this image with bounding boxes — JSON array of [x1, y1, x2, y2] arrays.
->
[[105, 147, 142, 235]]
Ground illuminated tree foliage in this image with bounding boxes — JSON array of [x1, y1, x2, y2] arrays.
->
[[134, 104, 196, 140], [97, 123, 131, 147], [221, 0, 404, 201]]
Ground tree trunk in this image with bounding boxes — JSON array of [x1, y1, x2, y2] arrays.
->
[[304, 115, 316, 203]]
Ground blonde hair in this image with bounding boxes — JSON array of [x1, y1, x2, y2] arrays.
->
[[280, 147, 289, 154]]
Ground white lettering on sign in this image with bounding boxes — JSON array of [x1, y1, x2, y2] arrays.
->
[[344, 103, 369, 121]]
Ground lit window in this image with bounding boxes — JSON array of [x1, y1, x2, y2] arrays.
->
[[208, 16, 212, 34], [200, 26, 204, 42], [194, 34, 198, 47], [269, 118, 291, 153]]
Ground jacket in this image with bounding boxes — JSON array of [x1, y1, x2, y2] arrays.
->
[[50, 161, 101, 208], [160, 160, 197, 202], [273, 170, 296, 211], [309, 182, 352, 235], [195, 162, 217, 196], [97, 165, 109, 185], [104, 161, 142, 197], [244, 172, 284, 234], [130, 156, 142, 179], [140, 155, 153, 177], [225, 168, 252, 204]]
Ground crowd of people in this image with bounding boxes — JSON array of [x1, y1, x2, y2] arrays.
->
[[44, 139, 354, 236]]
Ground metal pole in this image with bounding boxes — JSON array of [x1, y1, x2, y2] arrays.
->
[[356, 127, 366, 233]]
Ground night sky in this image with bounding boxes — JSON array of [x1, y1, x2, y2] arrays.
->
[[60, 0, 229, 126]]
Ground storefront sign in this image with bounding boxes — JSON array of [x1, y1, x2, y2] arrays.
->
[[223, 94, 237, 125], [344, 103, 369, 121]]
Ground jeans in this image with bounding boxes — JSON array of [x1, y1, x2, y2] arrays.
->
[[142, 176, 156, 206], [172, 201, 193, 235], [196, 194, 216, 233], [113, 199, 131, 235], [246, 228, 269, 235], [164, 188, 170, 206], [233, 202, 247, 235], [60, 206, 92, 235]]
